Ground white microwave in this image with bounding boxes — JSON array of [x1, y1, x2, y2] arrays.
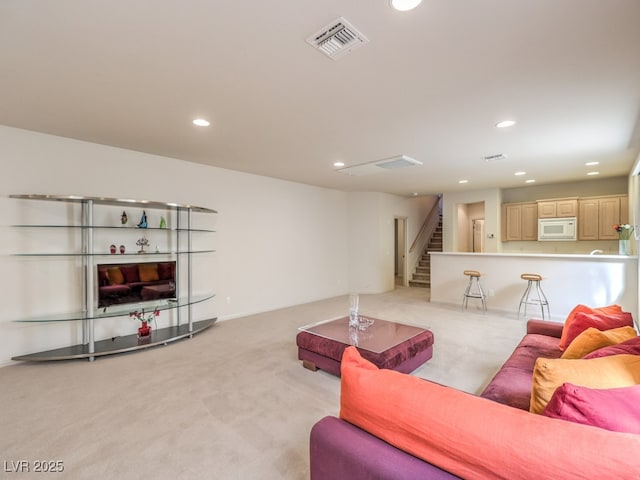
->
[[538, 217, 577, 241]]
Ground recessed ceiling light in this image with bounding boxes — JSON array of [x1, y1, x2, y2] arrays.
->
[[495, 120, 516, 129], [333, 161, 345, 167], [587, 171, 600, 176], [412, 192, 419, 196], [458, 179, 469, 184], [514, 171, 526, 176], [193, 118, 210, 127], [585, 161, 600, 166], [525, 179, 536, 183], [390, 0, 422, 11]]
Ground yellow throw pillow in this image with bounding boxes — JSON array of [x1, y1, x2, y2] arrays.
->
[[138, 263, 159, 282], [106, 267, 124, 285], [530, 354, 640, 414], [561, 326, 637, 359]]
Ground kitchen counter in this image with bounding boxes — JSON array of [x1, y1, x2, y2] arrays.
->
[[429, 252, 637, 321]]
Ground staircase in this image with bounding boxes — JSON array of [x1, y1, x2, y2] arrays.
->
[[409, 216, 442, 288]]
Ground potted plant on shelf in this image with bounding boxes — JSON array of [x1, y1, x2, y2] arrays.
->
[[130, 308, 159, 339]]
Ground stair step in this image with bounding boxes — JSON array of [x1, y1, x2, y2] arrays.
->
[[409, 279, 430, 288]]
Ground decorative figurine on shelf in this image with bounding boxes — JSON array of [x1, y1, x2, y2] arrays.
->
[[137, 211, 148, 228], [136, 236, 150, 253], [109, 244, 116, 254], [159, 216, 166, 229], [121, 210, 128, 226], [119, 245, 126, 254]]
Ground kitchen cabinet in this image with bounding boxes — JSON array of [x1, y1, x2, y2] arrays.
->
[[537, 198, 578, 218], [578, 195, 628, 240], [502, 202, 538, 241]]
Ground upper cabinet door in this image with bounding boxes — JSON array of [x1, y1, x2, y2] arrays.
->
[[598, 197, 621, 240], [578, 198, 599, 240], [537, 201, 557, 218], [556, 199, 577, 217]]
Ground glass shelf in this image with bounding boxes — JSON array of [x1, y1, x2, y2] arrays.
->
[[13, 250, 216, 257], [16, 293, 216, 322], [10, 194, 218, 213], [13, 225, 215, 233]]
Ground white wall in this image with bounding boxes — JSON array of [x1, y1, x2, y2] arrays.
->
[[0, 125, 430, 365], [442, 188, 502, 253], [347, 192, 433, 294], [0, 126, 352, 365]]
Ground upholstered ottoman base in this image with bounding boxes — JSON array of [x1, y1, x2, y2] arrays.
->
[[296, 318, 434, 377]]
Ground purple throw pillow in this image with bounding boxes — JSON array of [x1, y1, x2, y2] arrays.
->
[[543, 382, 640, 434], [584, 336, 640, 359]]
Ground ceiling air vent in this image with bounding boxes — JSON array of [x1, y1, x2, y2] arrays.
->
[[338, 155, 422, 176], [483, 153, 507, 162], [306, 17, 369, 60]]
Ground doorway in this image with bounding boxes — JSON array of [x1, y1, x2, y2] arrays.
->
[[456, 202, 485, 252], [394, 217, 407, 286]]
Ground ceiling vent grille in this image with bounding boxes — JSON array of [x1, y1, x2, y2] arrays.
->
[[306, 17, 369, 60], [483, 153, 507, 162], [337, 155, 422, 176]]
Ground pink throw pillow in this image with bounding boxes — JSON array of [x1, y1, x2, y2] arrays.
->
[[543, 383, 640, 434], [584, 336, 640, 359]]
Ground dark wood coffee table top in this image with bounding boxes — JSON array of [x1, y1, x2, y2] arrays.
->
[[298, 316, 427, 354]]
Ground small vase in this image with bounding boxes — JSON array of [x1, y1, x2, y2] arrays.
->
[[619, 239, 630, 256], [138, 322, 151, 338]]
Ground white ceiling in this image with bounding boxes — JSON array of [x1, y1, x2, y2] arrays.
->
[[1, 0, 639, 196]]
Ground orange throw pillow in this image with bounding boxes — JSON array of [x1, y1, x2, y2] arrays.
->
[[561, 326, 637, 359], [339, 347, 640, 479], [558, 304, 627, 350], [530, 354, 640, 414], [106, 267, 124, 285], [138, 263, 159, 282]]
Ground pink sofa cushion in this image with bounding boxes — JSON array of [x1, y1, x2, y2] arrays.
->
[[340, 346, 640, 480], [584, 336, 640, 359], [543, 383, 640, 434]]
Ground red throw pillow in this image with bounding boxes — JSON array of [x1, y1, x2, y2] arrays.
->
[[543, 383, 640, 434], [558, 308, 632, 351], [584, 336, 640, 359], [120, 264, 140, 283]]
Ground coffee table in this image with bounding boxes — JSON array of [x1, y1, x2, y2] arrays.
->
[[296, 316, 434, 377]]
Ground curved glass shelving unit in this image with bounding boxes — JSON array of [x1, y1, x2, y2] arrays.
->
[[9, 193, 218, 362]]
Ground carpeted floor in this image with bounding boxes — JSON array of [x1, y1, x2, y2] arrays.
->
[[0, 287, 527, 479]]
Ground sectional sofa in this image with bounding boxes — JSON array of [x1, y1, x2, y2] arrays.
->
[[309, 306, 640, 479]]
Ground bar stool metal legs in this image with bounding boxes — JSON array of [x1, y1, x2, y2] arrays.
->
[[518, 273, 550, 319], [462, 270, 487, 312]]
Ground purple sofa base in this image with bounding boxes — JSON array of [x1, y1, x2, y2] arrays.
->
[[310, 416, 460, 480]]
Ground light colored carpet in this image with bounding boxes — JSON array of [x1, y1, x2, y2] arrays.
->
[[0, 287, 527, 479]]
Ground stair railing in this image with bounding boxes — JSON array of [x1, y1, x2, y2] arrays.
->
[[409, 195, 441, 254], [408, 196, 442, 282]]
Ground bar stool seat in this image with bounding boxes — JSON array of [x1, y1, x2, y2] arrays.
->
[[518, 273, 550, 319], [462, 270, 486, 312]]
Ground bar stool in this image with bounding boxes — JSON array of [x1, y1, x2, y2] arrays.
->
[[462, 270, 487, 312], [518, 273, 550, 319]]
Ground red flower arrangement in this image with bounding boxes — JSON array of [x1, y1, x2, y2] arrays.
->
[[613, 224, 634, 240]]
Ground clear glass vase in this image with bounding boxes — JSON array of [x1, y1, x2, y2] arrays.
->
[[619, 239, 630, 255]]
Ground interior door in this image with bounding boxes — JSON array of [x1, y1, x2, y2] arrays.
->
[[473, 219, 484, 252]]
